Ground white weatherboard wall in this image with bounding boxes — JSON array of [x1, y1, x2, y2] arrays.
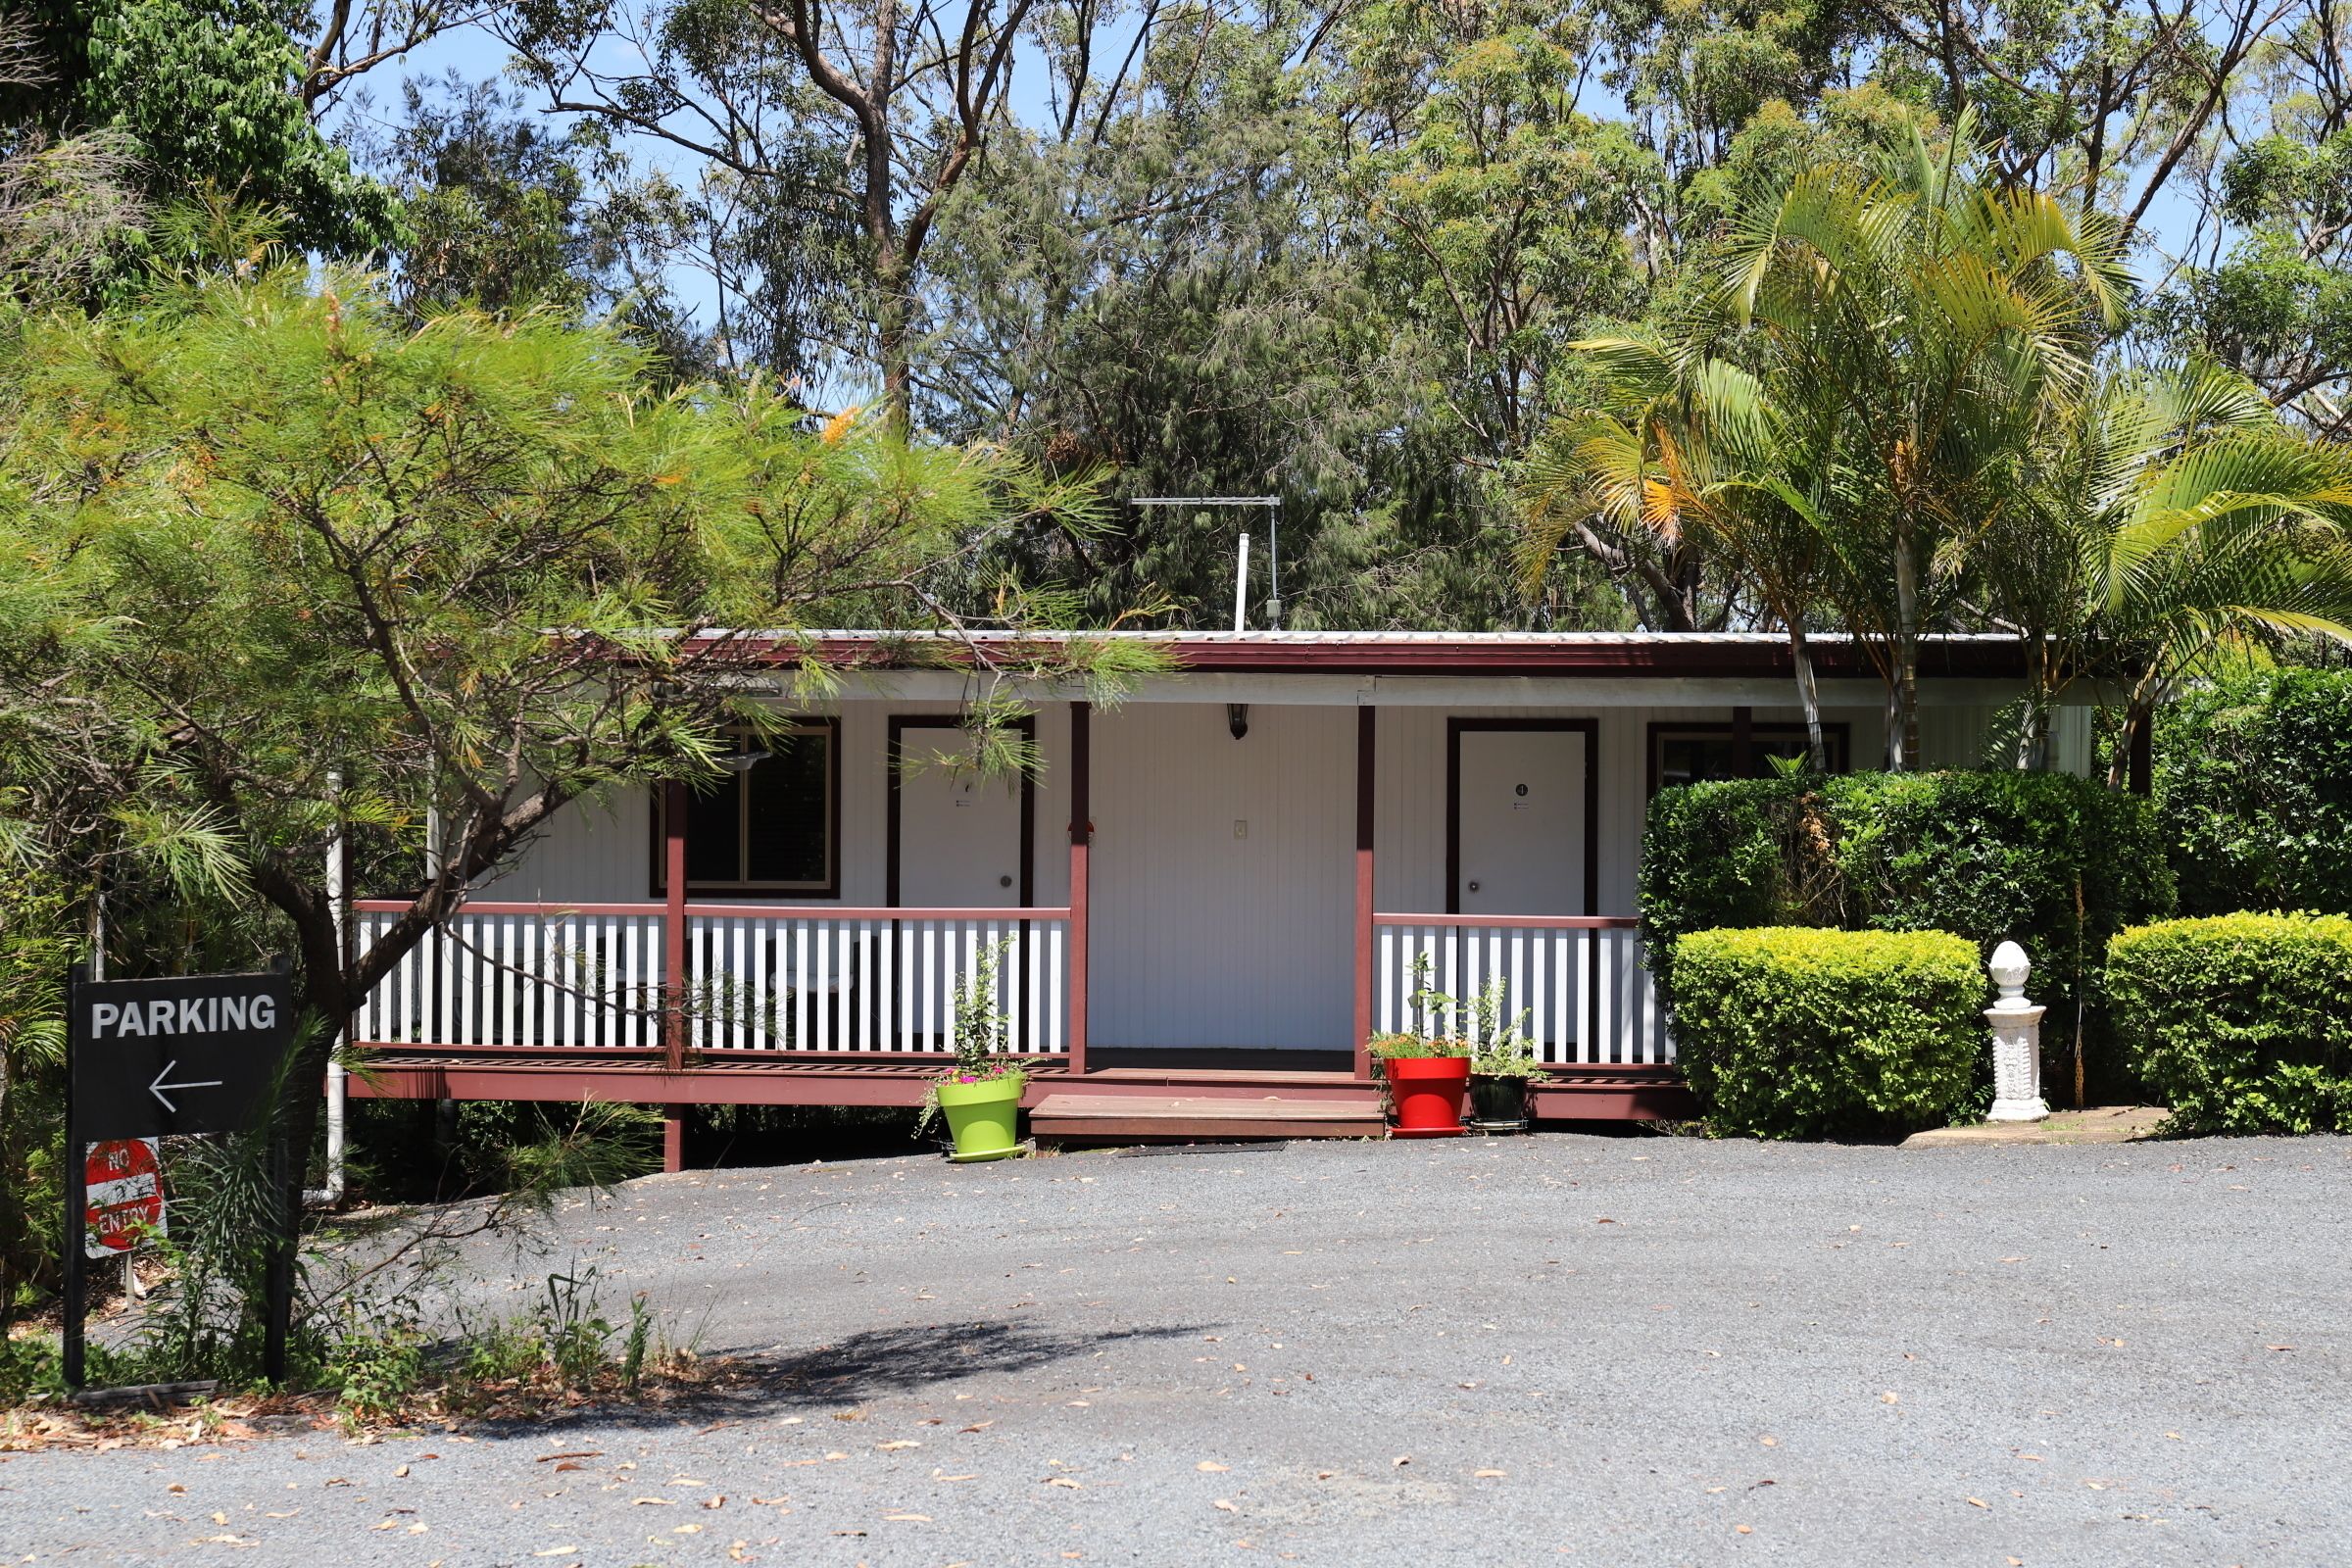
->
[[1087, 703, 1356, 1050], [483, 700, 1071, 909], [482, 685, 2019, 1054]]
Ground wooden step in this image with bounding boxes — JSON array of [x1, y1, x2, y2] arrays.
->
[[1029, 1091, 1386, 1142]]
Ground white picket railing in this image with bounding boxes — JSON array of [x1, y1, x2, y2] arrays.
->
[[355, 902, 668, 1051], [1371, 914, 1671, 1066], [353, 901, 1069, 1055], [683, 907, 1066, 1054]]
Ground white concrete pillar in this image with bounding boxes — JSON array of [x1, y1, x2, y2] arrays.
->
[[1985, 940, 2049, 1122]]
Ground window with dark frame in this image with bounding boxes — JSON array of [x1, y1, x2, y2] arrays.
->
[[1649, 723, 1849, 793], [660, 721, 838, 893]]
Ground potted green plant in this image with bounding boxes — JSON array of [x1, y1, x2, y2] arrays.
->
[[1367, 956, 1473, 1137], [1370, 1031, 1472, 1136], [914, 944, 1027, 1161], [1462, 978, 1543, 1133]]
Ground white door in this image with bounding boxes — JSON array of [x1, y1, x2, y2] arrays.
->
[[896, 753, 1024, 908], [1455, 728, 1587, 915]]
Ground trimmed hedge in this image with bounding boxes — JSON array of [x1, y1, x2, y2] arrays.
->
[[1671, 928, 1984, 1139], [1642, 770, 2174, 1097], [2155, 670, 2352, 917], [2107, 913, 2352, 1134]]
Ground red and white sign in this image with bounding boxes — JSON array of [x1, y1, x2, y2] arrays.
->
[[83, 1138, 164, 1259]]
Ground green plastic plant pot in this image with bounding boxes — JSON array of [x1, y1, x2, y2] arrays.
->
[[935, 1075, 1024, 1159]]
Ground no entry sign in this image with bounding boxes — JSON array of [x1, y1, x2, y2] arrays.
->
[[70, 970, 292, 1141], [83, 1138, 164, 1258]]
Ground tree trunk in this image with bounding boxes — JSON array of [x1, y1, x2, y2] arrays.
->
[[1788, 622, 1828, 770], [876, 247, 913, 434], [1891, 514, 1921, 770]]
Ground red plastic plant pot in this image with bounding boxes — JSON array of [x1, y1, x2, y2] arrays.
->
[[1385, 1055, 1471, 1138]]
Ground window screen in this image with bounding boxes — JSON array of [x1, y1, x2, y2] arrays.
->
[[1652, 725, 1847, 791], [670, 722, 835, 891]]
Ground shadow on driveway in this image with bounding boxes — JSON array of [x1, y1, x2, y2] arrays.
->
[[514, 1318, 1212, 1432]]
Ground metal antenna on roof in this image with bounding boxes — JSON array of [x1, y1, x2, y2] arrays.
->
[[1129, 496, 1281, 629]]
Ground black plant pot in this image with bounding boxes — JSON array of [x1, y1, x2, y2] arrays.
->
[[1468, 1074, 1530, 1133]]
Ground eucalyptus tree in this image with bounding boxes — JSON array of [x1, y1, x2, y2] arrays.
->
[[503, 0, 1057, 421]]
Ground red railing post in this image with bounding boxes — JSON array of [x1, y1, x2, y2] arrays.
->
[[1354, 704, 1376, 1080], [1067, 701, 1091, 1075], [662, 781, 688, 1075]]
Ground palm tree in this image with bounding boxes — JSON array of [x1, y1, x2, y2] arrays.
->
[[2006, 362, 2352, 781], [1522, 338, 1841, 768], [1690, 109, 2131, 768]]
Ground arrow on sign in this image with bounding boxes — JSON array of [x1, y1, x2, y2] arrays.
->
[[148, 1061, 224, 1113]]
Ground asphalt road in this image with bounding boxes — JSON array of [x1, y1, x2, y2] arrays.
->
[[8, 1132, 2352, 1566]]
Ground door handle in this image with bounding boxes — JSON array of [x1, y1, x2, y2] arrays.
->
[[1467, 880, 1481, 894], [1000, 875, 1013, 888]]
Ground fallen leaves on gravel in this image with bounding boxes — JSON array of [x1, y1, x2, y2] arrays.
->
[[1197, 1461, 1229, 1472]]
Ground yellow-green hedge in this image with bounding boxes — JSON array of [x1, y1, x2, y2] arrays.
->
[[2107, 913, 2352, 1134], [1672, 927, 1984, 1140]]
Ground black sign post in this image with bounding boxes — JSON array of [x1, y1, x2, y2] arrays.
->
[[63, 964, 296, 1389]]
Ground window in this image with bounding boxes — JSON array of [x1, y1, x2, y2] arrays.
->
[[1648, 722, 1848, 794], [657, 720, 839, 894]]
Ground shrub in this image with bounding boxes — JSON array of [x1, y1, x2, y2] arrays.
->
[[2154, 669, 2352, 917], [1642, 770, 2173, 1098], [2107, 913, 2352, 1134], [1672, 928, 1984, 1139]]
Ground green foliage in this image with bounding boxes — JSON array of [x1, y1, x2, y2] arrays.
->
[[2154, 669, 2352, 917], [1641, 770, 2175, 1093], [0, 255, 1143, 1202], [913, 943, 1026, 1140], [331, 1318, 429, 1424], [1, 0, 396, 257], [0, 868, 74, 1330], [1670, 926, 1984, 1139], [2107, 913, 2352, 1135], [1367, 1032, 1469, 1060], [1367, 952, 1526, 1064]]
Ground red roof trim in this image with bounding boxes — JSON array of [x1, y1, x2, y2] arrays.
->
[[742, 634, 2026, 680]]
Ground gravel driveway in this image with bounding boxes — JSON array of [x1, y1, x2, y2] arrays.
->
[[7, 1132, 2350, 1566]]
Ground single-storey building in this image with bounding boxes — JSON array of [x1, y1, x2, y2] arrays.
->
[[350, 631, 2086, 1155]]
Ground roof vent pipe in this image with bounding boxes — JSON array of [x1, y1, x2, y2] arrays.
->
[[1234, 533, 1251, 633], [1128, 495, 1281, 630]]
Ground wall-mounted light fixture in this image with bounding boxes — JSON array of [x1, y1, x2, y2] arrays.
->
[[1227, 703, 1250, 741]]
